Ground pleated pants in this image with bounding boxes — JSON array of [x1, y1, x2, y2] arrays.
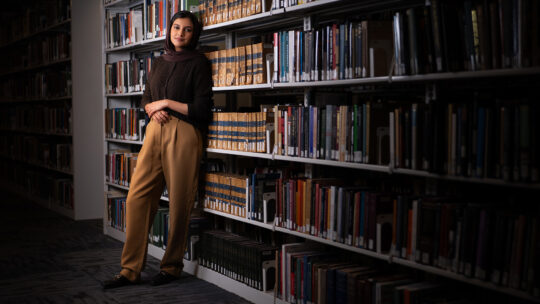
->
[[120, 116, 202, 281]]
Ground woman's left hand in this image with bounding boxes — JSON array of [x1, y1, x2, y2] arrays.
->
[[145, 99, 169, 118]]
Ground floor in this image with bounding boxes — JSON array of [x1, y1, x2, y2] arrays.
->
[[0, 193, 252, 304]]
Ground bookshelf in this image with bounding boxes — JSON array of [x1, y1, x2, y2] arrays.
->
[[0, 0, 103, 220], [102, 0, 540, 303]]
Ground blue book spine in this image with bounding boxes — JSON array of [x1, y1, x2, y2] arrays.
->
[[335, 270, 348, 304], [303, 256, 311, 304], [162, 0, 167, 36], [326, 268, 336, 304]]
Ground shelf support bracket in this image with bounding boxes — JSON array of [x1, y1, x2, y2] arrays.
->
[[303, 87, 312, 107], [425, 83, 437, 104], [303, 16, 313, 32]]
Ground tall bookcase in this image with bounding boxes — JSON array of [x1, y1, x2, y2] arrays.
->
[[102, 0, 540, 303], [0, 0, 103, 220]]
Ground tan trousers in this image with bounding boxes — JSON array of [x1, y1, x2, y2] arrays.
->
[[120, 116, 202, 281]]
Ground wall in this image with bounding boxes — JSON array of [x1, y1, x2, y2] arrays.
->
[[71, 0, 104, 220]]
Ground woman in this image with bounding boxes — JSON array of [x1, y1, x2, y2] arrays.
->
[[103, 10, 213, 289]]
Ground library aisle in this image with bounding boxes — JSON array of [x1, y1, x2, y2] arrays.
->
[[0, 193, 251, 304]]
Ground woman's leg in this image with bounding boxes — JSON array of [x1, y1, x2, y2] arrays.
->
[[160, 117, 202, 277], [120, 120, 165, 281]]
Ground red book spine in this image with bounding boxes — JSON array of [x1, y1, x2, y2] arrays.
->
[[159, 1, 163, 37]]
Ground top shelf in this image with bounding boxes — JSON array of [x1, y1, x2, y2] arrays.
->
[[104, 0, 345, 52]]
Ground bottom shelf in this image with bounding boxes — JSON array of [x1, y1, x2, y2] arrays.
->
[[206, 209, 540, 303], [3, 182, 75, 219], [103, 226, 280, 304]]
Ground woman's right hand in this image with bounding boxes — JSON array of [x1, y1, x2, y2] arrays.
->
[[150, 110, 170, 125]]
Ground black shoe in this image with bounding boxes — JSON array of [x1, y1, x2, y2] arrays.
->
[[102, 274, 139, 289], [150, 271, 179, 286]]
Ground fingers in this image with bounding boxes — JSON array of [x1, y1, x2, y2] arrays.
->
[[145, 102, 159, 118], [151, 110, 170, 125]]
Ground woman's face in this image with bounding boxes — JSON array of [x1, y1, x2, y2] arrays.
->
[[170, 17, 194, 51]]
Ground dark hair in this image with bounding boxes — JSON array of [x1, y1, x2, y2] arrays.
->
[[165, 10, 202, 51]]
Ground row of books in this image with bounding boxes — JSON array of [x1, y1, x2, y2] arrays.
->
[[271, 1, 540, 84], [105, 0, 199, 49], [256, 97, 538, 182], [247, 171, 279, 224], [104, 51, 162, 94], [105, 190, 210, 260], [143, 0, 201, 40], [51, 177, 73, 209], [0, 0, 71, 45], [208, 110, 268, 153], [197, 163, 540, 295], [389, 98, 539, 182], [393, 0, 540, 75], [1, 69, 72, 101], [0, 105, 71, 135], [276, 242, 511, 304], [106, 192, 126, 232], [204, 169, 279, 223], [105, 151, 138, 187], [268, 103, 367, 162], [265, 102, 397, 163], [0, 161, 73, 208], [3, 32, 70, 73], [104, 108, 147, 141], [0, 135, 72, 172], [105, 97, 538, 183], [104, 54, 154, 94], [205, 42, 272, 87], [105, 6, 143, 49], [198, 0, 263, 27], [272, 20, 393, 83], [199, 230, 277, 291], [271, 177, 540, 294], [151, 208, 210, 260], [204, 172, 249, 218], [25, 33, 70, 69]]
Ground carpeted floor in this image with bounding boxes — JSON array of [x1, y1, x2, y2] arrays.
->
[[0, 193, 252, 303]]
